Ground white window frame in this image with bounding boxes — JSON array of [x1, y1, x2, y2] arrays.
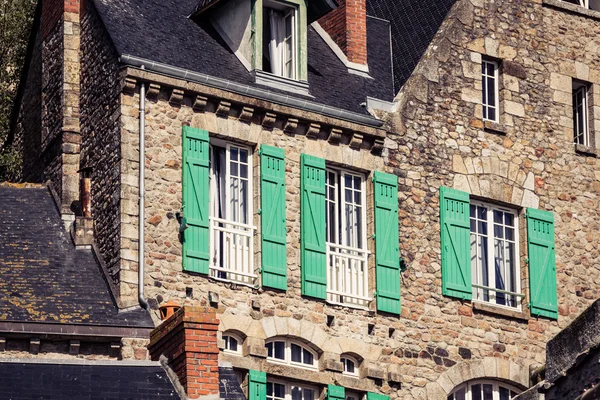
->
[[448, 380, 521, 400], [264, 0, 298, 80], [481, 59, 499, 123], [560, 0, 600, 10], [223, 332, 243, 355], [573, 82, 590, 146], [340, 355, 359, 377], [470, 200, 523, 310], [325, 167, 371, 309], [265, 339, 318, 370], [267, 378, 318, 400], [209, 139, 257, 286]]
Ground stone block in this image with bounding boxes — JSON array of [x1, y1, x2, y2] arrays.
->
[[321, 352, 343, 372], [246, 337, 268, 358], [365, 364, 386, 380], [550, 72, 571, 91], [504, 101, 525, 117]]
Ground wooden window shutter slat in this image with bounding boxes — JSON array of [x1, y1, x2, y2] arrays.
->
[[248, 370, 266, 400], [327, 385, 345, 400]]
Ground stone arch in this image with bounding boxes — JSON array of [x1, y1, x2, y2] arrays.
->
[[423, 358, 531, 399], [219, 313, 265, 339], [261, 316, 338, 353]]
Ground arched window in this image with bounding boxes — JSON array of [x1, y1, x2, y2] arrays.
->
[[223, 332, 243, 354], [448, 380, 521, 400], [265, 338, 318, 369], [340, 355, 359, 377]]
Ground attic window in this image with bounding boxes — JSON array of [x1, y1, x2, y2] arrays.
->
[[263, 0, 297, 79], [560, 0, 600, 10]]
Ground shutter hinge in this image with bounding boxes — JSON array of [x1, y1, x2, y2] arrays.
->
[[258, 208, 262, 215], [257, 149, 262, 156], [526, 257, 529, 265], [371, 234, 376, 240], [373, 290, 378, 297]]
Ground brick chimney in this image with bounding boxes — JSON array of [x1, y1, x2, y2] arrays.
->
[[40, 0, 82, 217], [318, 0, 367, 66], [149, 307, 220, 399]]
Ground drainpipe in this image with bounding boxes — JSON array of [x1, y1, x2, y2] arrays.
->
[[138, 80, 149, 311]]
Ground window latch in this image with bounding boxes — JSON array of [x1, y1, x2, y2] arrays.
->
[[371, 234, 376, 240], [176, 211, 189, 233]]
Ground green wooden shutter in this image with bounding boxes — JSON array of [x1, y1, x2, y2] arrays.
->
[[327, 385, 345, 400], [527, 208, 558, 319], [373, 171, 401, 315], [300, 154, 327, 299], [248, 370, 266, 400], [367, 393, 389, 400], [260, 145, 287, 290], [440, 186, 472, 300], [182, 126, 210, 274]]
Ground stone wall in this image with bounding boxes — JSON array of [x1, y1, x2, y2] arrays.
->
[[80, 2, 123, 283]]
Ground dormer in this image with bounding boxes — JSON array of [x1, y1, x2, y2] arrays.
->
[[193, 0, 338, 95]]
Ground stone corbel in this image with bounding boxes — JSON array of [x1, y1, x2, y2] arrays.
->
[[239, 106, 255, 123], [193, 95, 208, 112], [320, 352, 344, 372], [30, 338, 40, 355], [123, 77, 137, 95], [349, 132, 363, 150], [370, 138, 385, 155], [328, 128, 343, 145], [169, 88, 185, 106], [216, 101, 232, 118], [146, 83, 161, 100], [284, 118, 299, 135], [306, 123, 320, 140], [69, 340, 81, 355], [365, 363, 386, 380], [262, 112, 277, 129]]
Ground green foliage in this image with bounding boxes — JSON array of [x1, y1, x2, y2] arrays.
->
[[0, 0, 37, 181]]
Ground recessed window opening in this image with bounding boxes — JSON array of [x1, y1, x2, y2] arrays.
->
[[263, 0, 298, 79], [481, 58, 499, 123], [267, 379, 317, 400], [266, 339, 318, 369], [470, 201, 522, 310], [560, 0, 600, 10], [573, 81, 590, 146], [325, 168, 370, 308], [209, 139, 256, 285], [341, 355, 359, 377], [223, 332, 242, 354], [346, 391, 363, 400], [448, 380, 521, 400]]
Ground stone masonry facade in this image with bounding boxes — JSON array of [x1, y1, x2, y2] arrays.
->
[[8, 0, 600, 398]]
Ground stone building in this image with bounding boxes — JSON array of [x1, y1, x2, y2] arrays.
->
[[5, 0, 600, 399]]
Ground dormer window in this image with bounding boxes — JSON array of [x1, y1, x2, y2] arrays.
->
[[263, 1, 298, 79]]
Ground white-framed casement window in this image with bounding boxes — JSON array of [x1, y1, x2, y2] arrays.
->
[[267, 379, 317, 400], [325, 168, 370, 309], [481, 59, 499, 123], [470, 201, 523, 309], [266, 339, 318, 369], [223, 332, 243, 354], [573, 81, 590, 146], [448, 380, 521, 400], [209, 139, 257, 286], [341, 355, 359, 377], [263, 0, 298, 79], [560, 0, 600, 10]]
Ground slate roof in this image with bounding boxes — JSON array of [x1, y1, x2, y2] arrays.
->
[[367, 0, 457, 93], [0, 185, 153, 327], [0, 361, 179, 399], [92, 0, 394, 115]]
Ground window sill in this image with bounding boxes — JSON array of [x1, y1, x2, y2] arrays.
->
[[542, 0, 600, 21], [483, 120, 507, 135], [254, 70, 313, 97], [472, 301, 530, 321], [575, 144, 598, 157]]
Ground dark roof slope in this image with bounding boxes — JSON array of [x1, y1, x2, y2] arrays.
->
[[367, 0, 457, 92], [92, 0, 393, 115], [0, 185, 152, 327], [0, 361, 178, 399]]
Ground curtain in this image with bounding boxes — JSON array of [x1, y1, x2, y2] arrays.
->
[[268, 9, 283, 76]]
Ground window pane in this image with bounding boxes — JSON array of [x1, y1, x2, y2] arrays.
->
[[345, 174, 352, 188], [488, 107, 496, 122], [267, 342, 273, 357], [483, 384, 493, 400], [292, 387, 302, 400], [291, 343, 302, 362], [487, 77, 495, 107], [240, 164, 248, 179], [240, 149, 248, 164], [354, 191, 361, 205], [478, 206, 487, 220], [493, 210, 503, 224], [346, 359, 355, 374], [454, 387, 466, 400], [275, 383, 285, 399], [231, 147, 238, 161], [470, 204, 476, 218], [229, 337, 238, 352], [240, 180, 248, 224], [231, 162, 239, 177], [303, 348, 314, 365], [274, 341, 285, 359], [345, 189, 352, 203], [471, 384, 482, 400], [304, 388, 315, 400], [267, 382, 273, 397], [499, 387, 510, 400]]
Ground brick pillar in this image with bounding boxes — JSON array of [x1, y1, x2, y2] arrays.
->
[[318, 0, 367, 65], [148, 307, 220, 399]]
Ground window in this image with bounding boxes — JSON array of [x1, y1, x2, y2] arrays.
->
[[209, 140, 256, 285], [573, 81, 590, 146], [470, 201, 522, 309], [223, 333, 242, 354], [267, 380, 316, 400], [482, 59, 499, 122], [266, 339, 317, 369], [345, 391, 362, 400], [263, 0, 297, 79], [341, 355, 359, 377], [448, 380, 520, 400], [325, 168, 370, 308], [560, 0, 600, 10]]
